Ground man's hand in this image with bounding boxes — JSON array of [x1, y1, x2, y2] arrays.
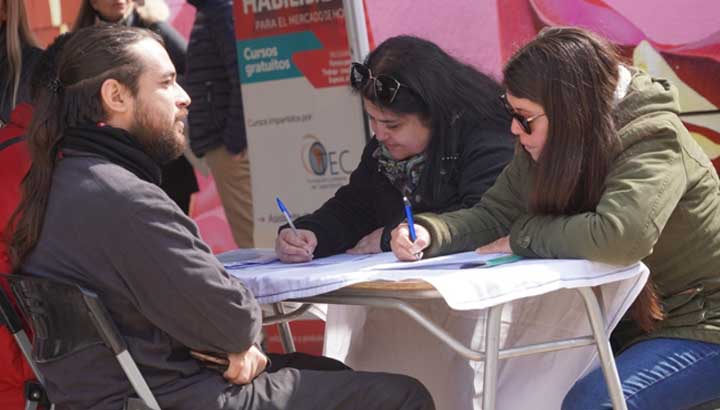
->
[[476, 236, 511, 254], [390, 223, 431, 261], [346, 227, 383, 254], [223, 345, 268, 385], [275, 228, 317, 263]]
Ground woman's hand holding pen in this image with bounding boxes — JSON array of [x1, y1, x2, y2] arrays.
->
[[391, 223, 431, 261], [275, 228, 317, 263]]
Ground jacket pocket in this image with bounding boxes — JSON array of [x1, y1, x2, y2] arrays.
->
[[662, 285, 720, 328]]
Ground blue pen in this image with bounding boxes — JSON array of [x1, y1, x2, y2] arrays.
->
[[276, 197, 299, 236], [276, 197, 312, 257], [403, 196, 417, 242]]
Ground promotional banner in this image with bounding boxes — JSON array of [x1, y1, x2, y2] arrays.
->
[[234, 0, 367, 247]]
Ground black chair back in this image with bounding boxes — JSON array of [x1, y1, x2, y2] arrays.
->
[[7, 274, 161, 410], [8, 275, 107, 362]]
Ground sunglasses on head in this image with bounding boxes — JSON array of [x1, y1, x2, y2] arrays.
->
[[350, 62, 405, 105], [499, 93, 545, 134]]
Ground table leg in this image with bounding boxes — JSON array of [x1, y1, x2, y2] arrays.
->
[[273, 303, 297, 353], [482, 304, 504, 410], [577, 287, 627, 410]]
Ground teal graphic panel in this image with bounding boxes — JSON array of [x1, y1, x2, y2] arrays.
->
[[237, 31, 322, 83]]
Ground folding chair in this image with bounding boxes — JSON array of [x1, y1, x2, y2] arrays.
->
[[7, 274, 160, 410], [0, 283, 53, 410]]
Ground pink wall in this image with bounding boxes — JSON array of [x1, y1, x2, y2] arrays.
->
[[365, 0, 503, 78], [165, 0, 196, 39], [604, 0, 719, 45]]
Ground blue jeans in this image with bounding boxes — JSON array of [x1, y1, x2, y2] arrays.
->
[[562, 338, 720, 410]]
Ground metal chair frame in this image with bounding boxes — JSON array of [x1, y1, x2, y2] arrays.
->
[[0, 284, 54, 410]]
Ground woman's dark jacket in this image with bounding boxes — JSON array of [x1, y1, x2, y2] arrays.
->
[[292, 118, 515, 257]]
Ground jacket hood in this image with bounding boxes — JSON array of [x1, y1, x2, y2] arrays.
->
[[135, 0, 170, 24], [612, 68, 683, 153], [614, 68, 681, 131]]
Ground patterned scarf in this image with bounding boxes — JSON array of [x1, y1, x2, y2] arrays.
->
[[373, 143, 427, 197]]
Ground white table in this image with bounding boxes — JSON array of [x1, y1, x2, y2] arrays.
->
[[221, 250, 648, 410]]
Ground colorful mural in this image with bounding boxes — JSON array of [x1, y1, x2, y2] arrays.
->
[[498, 0, 720, 171]]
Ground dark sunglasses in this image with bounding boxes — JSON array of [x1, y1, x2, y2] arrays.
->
[[350, 62, 405, 104], [499, 94, 545, 134]]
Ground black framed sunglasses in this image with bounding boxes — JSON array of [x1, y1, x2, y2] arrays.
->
[[350, 62, 405, 104], [499, 93, 545, 134]]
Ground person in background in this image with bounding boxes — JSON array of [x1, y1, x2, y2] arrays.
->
[[0, 0, 41, 407], [275, 35, 515, 262], [185, 0, 255, 248], [0, 0, 40, 123], [391, 27, 720, 410], [8, 24, 434, 410], [73, 0, 199, 213]]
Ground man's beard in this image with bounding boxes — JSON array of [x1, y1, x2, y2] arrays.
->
[[129, 100, 185, 165]]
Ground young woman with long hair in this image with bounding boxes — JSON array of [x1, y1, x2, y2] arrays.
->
[[275, 35, 514, 262], [391, 27, 720, 409]]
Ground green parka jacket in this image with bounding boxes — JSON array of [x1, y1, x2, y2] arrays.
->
[[415, 69, 720, 348]]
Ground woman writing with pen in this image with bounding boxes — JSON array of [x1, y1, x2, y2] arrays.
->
[[391, 27, 720, 409], [275, 35, 514, 263]]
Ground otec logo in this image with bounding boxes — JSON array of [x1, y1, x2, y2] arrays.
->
[[301, 135, 352, 176]]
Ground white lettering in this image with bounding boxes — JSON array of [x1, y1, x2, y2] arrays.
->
[[244, 58, 292, 78], [255, 17, 278, 30], [243, 46, 279, 61], [257, 0, 272, 12], [242, 0, 335, 14], [243, 0, 254, 14]]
